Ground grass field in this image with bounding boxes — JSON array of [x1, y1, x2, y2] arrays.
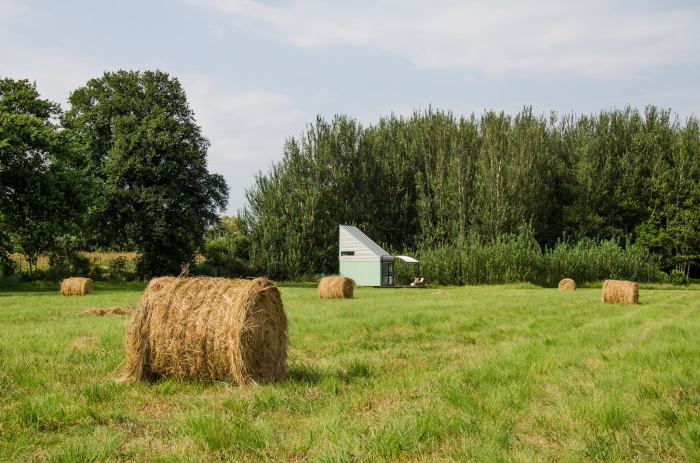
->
[[1, 283, 699, 462]]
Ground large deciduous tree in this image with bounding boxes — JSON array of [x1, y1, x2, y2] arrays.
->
[[63, 70, 228, 277], [0, 78, 82, 273]]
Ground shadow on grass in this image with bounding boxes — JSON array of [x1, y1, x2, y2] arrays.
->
[[286, 360, 374, 386], [286, 364, 324, 385]]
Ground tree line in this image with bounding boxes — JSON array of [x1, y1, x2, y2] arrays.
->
[[0, 72, 228, 278], [244, 107, 700, 282], [3, 70, 698, 284]]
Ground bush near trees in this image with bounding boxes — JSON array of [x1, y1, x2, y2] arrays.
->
[[244, 107, 700, 282], [197, 216, 252, 277], [405, 227, 662, 286]]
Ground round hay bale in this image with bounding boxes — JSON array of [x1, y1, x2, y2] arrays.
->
[[120, 276, 287, 384], [558, 278, 576, 291], [60, 277, 93, 296], [601, 279, 639, 304], [318, 276, 355, 299]]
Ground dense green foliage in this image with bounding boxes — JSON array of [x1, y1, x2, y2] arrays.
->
[[1, 283, 699, 461], [0, 79, 84, 273], [244, 108, 700, 281], [0, 73, 227, 279], [197, 216, 252, 277], [2, 70, 697, 285], [61, 70, 228, 277], [404, 227, 662, 286]]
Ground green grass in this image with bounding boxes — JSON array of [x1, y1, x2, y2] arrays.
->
[[0, 283, 699, 462]]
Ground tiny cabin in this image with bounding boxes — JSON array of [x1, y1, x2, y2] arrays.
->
[[339, 225, 394, 286]]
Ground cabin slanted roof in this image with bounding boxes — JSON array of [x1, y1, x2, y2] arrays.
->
[[339, 225, 391, 258]]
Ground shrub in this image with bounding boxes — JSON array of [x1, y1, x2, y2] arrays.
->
[[37, 253, 96, 282], [69, 254, 91, 276], [197, 235, 250, 278], [0, 257, 15, 278], [413, 228, 663, 286], [194, 261, 219, 277], [43, 261, 71, 281], [670, 269, 690, 286], [541, 238, 661, 287], [417, 227, 543, 285], [105, 256, 136, 281]]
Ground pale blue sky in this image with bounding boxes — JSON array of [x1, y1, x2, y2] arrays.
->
[[2, 0, 699, 212]]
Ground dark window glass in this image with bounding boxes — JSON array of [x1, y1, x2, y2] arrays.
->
[[341, 251, 355, 256]]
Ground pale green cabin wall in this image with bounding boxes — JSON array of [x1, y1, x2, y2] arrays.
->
[[340, 261, 380, 286]]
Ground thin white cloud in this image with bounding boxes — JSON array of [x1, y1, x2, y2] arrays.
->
[[187, 0, 700, 77], [4, 0, 698, 212], [0, 0, 27, 16], [0, 2, 98, 105], [181, 74, 310, 211], [0, 39, 309, 212], [0, 47, 101, 107]]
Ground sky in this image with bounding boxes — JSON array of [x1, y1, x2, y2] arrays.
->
[[2, 0, 699, 213]]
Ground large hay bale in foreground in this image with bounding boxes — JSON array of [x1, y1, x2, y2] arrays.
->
[[601, 279, 639, 304], [318, 276, 355, 299], [558, 278, 576, 291], [60, 277, 93, 296], [120, 277, 287, 384]]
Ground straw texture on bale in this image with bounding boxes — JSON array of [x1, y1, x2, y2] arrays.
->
[[120, 276, 287, 384], [318, 276, 355, 299], [601, 279, 639, 304], [60, 277, 93, 296], [558, 278, 576, 291], [85, 307, 135, 316]]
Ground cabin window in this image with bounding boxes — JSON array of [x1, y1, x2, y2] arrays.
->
[[341, 251, 355, 256]]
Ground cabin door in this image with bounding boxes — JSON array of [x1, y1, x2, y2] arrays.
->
[[381, 261, 394, 286]]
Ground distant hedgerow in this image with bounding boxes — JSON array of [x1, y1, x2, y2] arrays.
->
[[403, 227, 662, 286]]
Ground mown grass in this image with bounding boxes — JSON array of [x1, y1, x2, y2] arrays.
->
[[0, 283, 698, 462]]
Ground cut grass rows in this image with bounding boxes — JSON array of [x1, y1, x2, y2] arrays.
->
[[0, 284, 698, 462]]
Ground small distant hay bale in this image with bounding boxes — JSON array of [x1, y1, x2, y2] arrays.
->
[[60, 277, 93, 296], [558, 278, 576, 291], [601, 279, 639, 304], [120, 276, 287, 385], [318, 276, 355, 299], [84, 306, 135, 316]]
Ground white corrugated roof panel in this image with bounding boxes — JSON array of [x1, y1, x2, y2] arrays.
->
[[339, 225, 391, 258]]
